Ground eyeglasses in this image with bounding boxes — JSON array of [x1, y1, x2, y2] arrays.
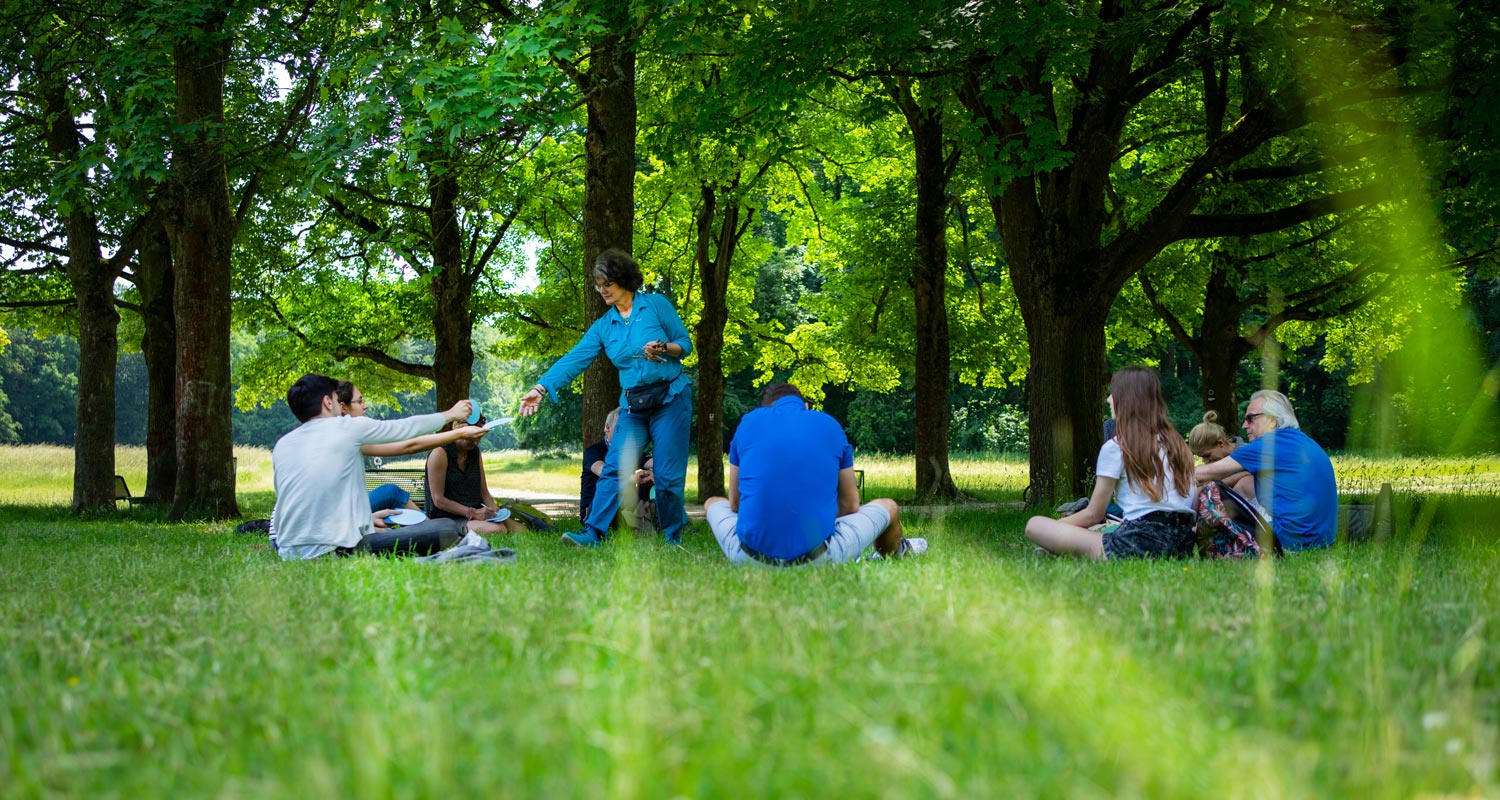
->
[[1243, 412, 1263, 424], [594, 279, 616, 290]]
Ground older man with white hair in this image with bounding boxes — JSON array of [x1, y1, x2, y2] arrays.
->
[[1194, 389, 1337, 550]]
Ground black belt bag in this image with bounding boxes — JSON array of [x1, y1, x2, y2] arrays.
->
[[625, 380, 672, 414]]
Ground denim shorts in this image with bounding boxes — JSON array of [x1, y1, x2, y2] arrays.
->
[[1102, 510, 1196, 560]]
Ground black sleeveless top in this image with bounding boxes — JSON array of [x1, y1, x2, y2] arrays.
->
[[427, 443, 484, 519]]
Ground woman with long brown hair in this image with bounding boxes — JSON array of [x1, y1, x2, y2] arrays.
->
[[1027, 366, 1198, 559]]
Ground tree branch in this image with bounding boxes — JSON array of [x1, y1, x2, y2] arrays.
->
[[235, 55, 325, 228], [730, 316, 832, 369], [1124, 2, 1222, 104], [1138, 271, 1196, 349], [469, 202, 524, 280], [0, 298, 74, 309], [338, 181, 430, 214], [325, 196, 384, 236], [1179, 184, 1389, 239], [331, 345, 435, 378], [0, 234, 67, 256], [869, 284, 890, 333]]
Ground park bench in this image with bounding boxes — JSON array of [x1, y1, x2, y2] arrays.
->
[[366, 467, 428, 509]]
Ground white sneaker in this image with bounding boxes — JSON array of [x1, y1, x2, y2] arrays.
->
[[898, 538, 928, 557], [458, 531, 490, 551]]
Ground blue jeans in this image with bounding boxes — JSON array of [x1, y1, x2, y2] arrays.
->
[[368, 483, 411, 512], [585, 385, 692, 543]]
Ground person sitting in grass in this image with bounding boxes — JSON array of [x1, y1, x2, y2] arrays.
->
[[1194, 390, 1337, 551], [271, 373, 483, 560], [426, 420, 526, 534], [1027, 366, 1197, 559], [580, 407, 654, 530], [1187, 410, 1248, 490], [703, 383, 926, 566], [336, 380, 480, 513]]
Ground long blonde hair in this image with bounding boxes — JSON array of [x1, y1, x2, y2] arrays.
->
[[1111, 366, 1194, 501]]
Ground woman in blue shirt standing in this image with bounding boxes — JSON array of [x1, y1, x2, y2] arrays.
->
[[518, 249, 694, 547]]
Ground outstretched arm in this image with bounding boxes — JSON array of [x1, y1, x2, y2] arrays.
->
[[1195, 456, 1247, 485], [525, 324, 606, 414], [362, 425, 485, 458]]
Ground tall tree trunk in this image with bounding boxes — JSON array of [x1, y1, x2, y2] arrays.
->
[[578, 20, 635, 447], [165, 16, 239, 520], [1196, 266, 1255, 431], [427, 168, 474, 410], [138, 221, 177, 501], [41, 80, 117, 514], [693, 185, 737, 499], [1019, 292, 1110, 504], [894, 80, 961, 502]]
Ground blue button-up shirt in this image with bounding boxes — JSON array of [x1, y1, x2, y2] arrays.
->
[[537, 292, 694, 406]]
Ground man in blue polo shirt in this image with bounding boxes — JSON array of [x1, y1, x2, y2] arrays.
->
[[1195, 389, 1337, 550], [703, 383, 926, 566]]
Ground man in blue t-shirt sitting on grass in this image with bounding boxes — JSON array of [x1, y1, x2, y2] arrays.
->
[[704, 383, 926, 566], [1194, 389, 1338, 550]]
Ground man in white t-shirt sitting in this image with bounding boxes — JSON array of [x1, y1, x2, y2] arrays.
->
[[270, 373, 484, 560]]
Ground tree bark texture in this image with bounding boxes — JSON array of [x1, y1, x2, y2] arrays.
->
[[138, 221, 178, 501], [1020, 298, 1110, 503], [693, 185, 739, 499], [426, 168, 475, 411], [41, 80, 118, 514], [165, 17, 240, 520], [1194, 266, 1255, 430], [578, 22, 635, 447], [958, 16, 1292, 503], [892, 80, 961, 502]]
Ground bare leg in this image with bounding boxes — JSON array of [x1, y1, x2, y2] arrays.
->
[[466, 519, 510, 535], [1229, 473, 1256, 500], [871, 498, 904, 556], [1025, 515, 1105, 559]]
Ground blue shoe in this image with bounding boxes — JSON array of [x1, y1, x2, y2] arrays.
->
[[560, 530, 602, 548]]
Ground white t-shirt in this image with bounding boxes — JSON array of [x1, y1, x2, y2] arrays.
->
[[1096, 438, 1196, 520], [271, 412, 447, 559]]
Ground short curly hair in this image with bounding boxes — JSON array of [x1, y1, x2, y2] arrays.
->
[[592, 248, 644, 292]]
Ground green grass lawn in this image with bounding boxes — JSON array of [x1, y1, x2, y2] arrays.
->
[[1, 446, 1497, 797]]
